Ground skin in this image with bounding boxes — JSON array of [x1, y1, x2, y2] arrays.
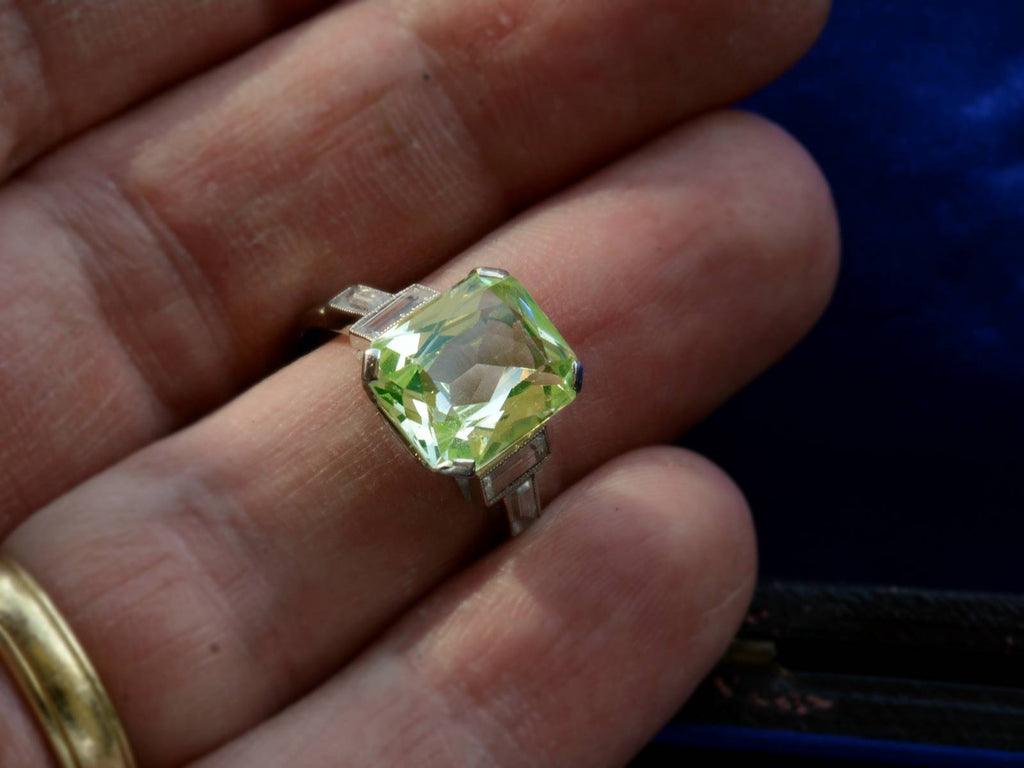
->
[[0, 1, 838, 766]]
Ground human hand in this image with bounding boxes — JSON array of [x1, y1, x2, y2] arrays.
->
[[0, 1, 837, 765]]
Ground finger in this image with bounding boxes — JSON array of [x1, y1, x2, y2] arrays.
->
[[195, 447, 757, 768], [0, 674, 52, 767], [0, 0, 831, 531], [2, 111, 837, 766], [0, 0, 327, 177]]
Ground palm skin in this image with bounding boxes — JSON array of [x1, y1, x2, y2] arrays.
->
[[0, 1, 837, 765]]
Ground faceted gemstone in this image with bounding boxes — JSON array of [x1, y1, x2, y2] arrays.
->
[[368, 272, 578, 472]]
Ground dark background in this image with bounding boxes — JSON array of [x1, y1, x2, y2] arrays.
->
[[684, 1, 1024, 594]]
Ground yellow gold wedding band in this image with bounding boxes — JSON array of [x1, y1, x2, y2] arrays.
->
[[0, 556, 136, 768]]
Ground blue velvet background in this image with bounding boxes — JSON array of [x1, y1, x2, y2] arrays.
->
[[684, 2, 1024, 592]]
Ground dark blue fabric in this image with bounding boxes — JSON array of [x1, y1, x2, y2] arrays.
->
[[654, 725, 1024, 766], [684, 2, 1024, 591]]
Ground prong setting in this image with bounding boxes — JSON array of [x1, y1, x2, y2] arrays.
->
[[438, 458, 477, 478], [361, 348, 381, 382], [472, 267, 510, 280], [571, 359, 583, 393]]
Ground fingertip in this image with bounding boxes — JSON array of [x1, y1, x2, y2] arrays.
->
[[723, 110, 841, 328], [540, 445, 757, 675], [452, 445, 759, 764], [749, 0, 833, 77], [659, 109, 840, 353]]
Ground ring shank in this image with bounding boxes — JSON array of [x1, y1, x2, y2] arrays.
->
[[0, 557, 136, 768]]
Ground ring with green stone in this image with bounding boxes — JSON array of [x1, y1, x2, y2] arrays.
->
[[306, 268, 582, 535]]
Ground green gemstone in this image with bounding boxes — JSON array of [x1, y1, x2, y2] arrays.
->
[[368, 272, 578, 472]]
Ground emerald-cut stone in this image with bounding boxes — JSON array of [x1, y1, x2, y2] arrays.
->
[[368, 271, 578, 473]]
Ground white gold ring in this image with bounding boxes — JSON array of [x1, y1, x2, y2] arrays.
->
[[306, 267, 582, 535]]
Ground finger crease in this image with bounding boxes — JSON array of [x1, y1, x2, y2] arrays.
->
[[153, 466, 303, 708], [389, 0, 512, 215], [103, 170, 242, 394], [27, 168, 242, 422], [1, 0, 65, 174]]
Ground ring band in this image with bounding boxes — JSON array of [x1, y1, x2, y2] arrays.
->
[[305, 267, 582, 535], [0, 556, 136, 768]]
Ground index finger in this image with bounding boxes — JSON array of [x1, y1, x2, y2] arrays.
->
[[0, 0, 325, 178]]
